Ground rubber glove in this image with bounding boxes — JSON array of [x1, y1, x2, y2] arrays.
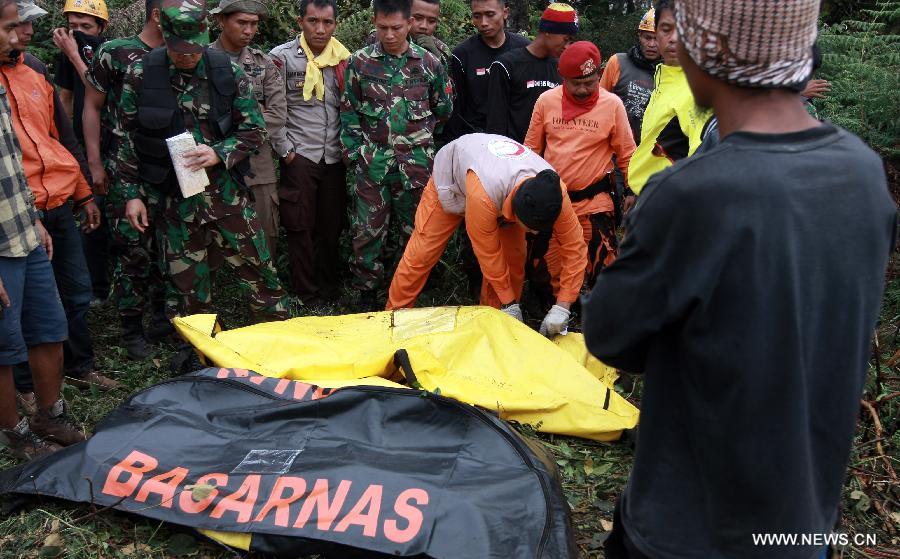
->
[[539, 304, 571, 336], [500, 302, 523, 322]]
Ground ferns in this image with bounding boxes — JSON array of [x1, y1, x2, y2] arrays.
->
[[819, 0, 900, 157]]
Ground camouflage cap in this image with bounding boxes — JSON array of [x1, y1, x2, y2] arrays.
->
[[209, 0, 268, 17], [16, 0, 48, 23], [160, 0, 210, 54]]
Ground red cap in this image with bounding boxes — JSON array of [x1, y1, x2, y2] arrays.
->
[[558, 41, 601, 79]]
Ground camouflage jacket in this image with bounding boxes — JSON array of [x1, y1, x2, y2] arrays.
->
[[365, 30, 453, 73], [116, 53, 267, 223], [209, 38, 286, 185], [413, 35, 453, 75], [340, 41, 452, 175], [87, 35, 153, 168]]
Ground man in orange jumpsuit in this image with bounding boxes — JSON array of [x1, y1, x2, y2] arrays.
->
[[525, 41, 635, 298], [387, 133, 587, 336]]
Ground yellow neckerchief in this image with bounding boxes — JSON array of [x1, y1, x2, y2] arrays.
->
[[298, 33, 351, 101]]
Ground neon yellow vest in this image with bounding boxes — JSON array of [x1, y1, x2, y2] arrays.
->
[[628, 64, 713, 194]]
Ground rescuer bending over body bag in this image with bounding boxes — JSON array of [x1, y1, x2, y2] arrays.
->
[[386, 133, 587, 336]]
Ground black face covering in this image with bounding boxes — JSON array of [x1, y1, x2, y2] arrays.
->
[[628, 43, 662, 73], [73, 30, 104, 64]]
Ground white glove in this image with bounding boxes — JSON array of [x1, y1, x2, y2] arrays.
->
[[540, 304, 571, 337], [500, 302, 523, 322]]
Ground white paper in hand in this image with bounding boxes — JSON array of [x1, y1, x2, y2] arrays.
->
[[165, 132, 210, 198]]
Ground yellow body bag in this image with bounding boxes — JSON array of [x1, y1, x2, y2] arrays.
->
[[174, 306, 639, 442]]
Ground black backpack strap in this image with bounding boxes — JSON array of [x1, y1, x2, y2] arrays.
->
[[204, 48, 254, 184], [134, 48, 184, 195], [140, 48, 180, 113], [204, 48, 236, 140]]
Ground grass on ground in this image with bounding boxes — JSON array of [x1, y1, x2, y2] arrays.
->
[[1, 237, 898, 558]]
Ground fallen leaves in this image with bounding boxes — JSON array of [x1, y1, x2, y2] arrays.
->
[[184, 483, 215, 502], [121, 542, 153, 556], [39, 520, 63, 558]]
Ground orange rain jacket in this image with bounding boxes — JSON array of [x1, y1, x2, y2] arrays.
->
[[0, 54, 93, 211], [388, 135, 587, 309]]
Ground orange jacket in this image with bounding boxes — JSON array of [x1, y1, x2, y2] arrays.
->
[[524, 86, 635, 217], [598, 54, 621, 93], [467, 170, 586, 303], [0, 56, 92, 211]]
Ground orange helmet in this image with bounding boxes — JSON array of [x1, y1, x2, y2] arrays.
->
[[638, 8, 655, 32], [63, 0, 109, 23]]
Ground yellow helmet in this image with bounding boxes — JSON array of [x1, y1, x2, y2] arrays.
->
[[638, 7, 655, 32], [63, 0, 109, 22]]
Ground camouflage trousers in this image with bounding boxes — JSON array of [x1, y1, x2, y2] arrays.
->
[[158, 203, 290, 320], [109, 216, 166, 318], [350, 164, 428, 292], [107, 187, 166, 320]]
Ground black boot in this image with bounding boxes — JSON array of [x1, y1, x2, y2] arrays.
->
[[120, 316, 152, 360], [145, 306, 175, 343]]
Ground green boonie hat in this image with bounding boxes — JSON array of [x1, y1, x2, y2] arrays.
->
[[160, 0, 210, 54], [209, 0, 268, 17], [16, 0, 48, 23]]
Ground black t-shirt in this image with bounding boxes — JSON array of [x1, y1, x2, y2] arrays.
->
[[583, 123, 896, 559], [54, 32, 105, 141], [446, 32, 530, 140], [485, 47, 560, 143]]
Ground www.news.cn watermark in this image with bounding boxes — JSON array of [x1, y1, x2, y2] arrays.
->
[[752, 533, 878, 547]]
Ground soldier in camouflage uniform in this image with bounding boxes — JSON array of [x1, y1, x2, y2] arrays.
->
[[366, 32, 452, 74], [341, 0, 452, 308], [119, 0, 290, 321], [408, 0, 452, 70], [365, 0, 453, 73], [85, 0, 167, 359], [209, 0, 286, 256]]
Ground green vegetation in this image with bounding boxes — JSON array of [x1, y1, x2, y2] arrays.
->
[[6, 0, 897, 556], [1, 246, 897, 558], [818, 0, 900, 158]]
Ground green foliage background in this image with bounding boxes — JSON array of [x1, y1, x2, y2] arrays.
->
[[27, 0, 899, 157], [6, 2, 897, 557], [818, 0, 900, 158]]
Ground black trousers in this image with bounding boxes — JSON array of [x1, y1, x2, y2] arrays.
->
[[279, 155, 347, 302], [604, 498, 653, 559]]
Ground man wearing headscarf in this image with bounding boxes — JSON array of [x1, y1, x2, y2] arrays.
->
[[583, 1, 897, 558], [524, 41, 635, 307]]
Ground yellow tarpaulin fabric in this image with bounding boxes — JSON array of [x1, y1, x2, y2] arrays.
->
[[552, 333, 620, 387], [174, 306, 639, 443]]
